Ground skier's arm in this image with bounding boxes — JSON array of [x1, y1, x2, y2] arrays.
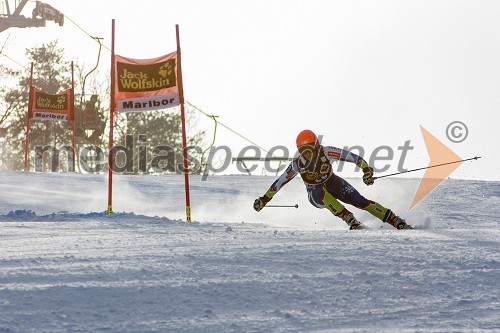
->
[[254, 162, 298, 211], [265, 163, 298, 198], [324, 146, 374, 185], [324, 146, 370, 168]]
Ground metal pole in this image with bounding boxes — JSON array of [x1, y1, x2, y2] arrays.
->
[[373, 156, 481, 180], [265, 204, 299, 208]]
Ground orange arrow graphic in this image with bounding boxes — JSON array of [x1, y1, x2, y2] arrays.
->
[[409, 126, 463, 209]]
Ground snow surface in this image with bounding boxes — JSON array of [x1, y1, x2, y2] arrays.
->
[[0, 171, 499, 332]]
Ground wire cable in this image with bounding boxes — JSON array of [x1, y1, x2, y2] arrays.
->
[[186, 100, 272, 154], [0, 51, 29, 70], [63, 14, 111, 52]]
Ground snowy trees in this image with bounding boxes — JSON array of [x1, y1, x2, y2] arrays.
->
[[0, 41, 72, 170]]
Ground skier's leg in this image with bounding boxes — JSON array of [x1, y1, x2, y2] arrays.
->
[[325, 175, 412, 229], [308, 186, 363, 229]]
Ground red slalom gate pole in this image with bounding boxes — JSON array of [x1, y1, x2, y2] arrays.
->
[[107, 19, 116, 215], [24, 63, 34, 171], [176, 24, 192, 222], [71, 61, 76, 172]]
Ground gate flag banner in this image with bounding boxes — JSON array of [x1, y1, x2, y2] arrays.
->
[[25, 61, 76, 172], [113, 52, 180, 113], [28, 87, 74, 122]]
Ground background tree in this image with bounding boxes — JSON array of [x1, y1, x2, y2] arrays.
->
[[114, 107, 206, 174], [0, 40, 72, 171]]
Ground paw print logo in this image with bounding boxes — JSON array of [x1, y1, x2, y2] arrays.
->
[[57, 95, 66, 105], [158, 62, 174, 78]]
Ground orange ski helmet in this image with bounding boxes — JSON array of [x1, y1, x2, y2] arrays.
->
[[296, 129, 318, 147]]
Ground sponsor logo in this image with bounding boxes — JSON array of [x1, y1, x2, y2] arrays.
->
[[33, 112, 68, 121], [35, 92, 68, 110], [328, 151, 340, 158], [306, 171, 319, 180], [118, 94, 180, 113], [320, 164, 330, 174], [117, 60, 176, 92]]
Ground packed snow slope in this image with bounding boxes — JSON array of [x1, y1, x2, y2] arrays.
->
[[0, 171, 499, 332]]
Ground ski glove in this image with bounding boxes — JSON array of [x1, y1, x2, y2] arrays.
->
[[254, 195, 271, 212], [362, 167, 374, 186]]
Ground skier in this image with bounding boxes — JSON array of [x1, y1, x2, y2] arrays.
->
[[253, 129, 413, 230]]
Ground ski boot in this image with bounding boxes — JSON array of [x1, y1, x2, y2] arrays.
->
[[339, 209, 364, 230], [385, 211, 413, 229]]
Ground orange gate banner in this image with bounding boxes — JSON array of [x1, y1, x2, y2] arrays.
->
[[113, 52, 180, 113], [29, 87, 74, 122]]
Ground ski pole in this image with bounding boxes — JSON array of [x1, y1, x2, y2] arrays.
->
[[265, 204, 299, 208], [373, 156, 481, 180]]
